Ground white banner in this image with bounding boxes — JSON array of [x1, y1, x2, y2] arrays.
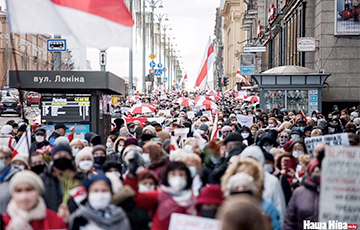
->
[[319, 146, 360, 227], [169, 213, 221, 230], [236, 114, 253, 128], [304, 133, 349, 157]]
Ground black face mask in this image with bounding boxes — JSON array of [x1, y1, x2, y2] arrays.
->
[[230, 190, 254, 196], [31, 164, 45, 174], [200, 209, 217, 219], [53, 157, 74, 171], [94, 156, 106, 165]]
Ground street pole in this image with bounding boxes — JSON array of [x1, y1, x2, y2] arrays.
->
[[129, 0, 134, 95], [4, 18, 9, 86], [53, 35, 61, 71], [142, 0, 146, 94]]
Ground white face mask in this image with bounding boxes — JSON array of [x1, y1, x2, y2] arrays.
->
[[117, 146, 124, 153], [292, 151, 304, 158], [138, 184, 155, 192], [106, 142, 113, 148], [268, 124, 275, 128], [14, 165, 25, 170], [291, 134, 300, 140], [13, 128, 17, 133], [78, 160, 93, 172], [168, 176, 187, 192], [241, 132, 250, 139], [263, 145, 273, 153], [264, 164, 273, 173], [35, 135, 45, 143], [72, 148, 80, 157], [141, 153, 151, 165], [88, 192, 111, 210], [187, 166, 197, 178], [110, 171, 121, 178]]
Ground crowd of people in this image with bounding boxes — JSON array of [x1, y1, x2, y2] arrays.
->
[[0, 89, 359, 230]]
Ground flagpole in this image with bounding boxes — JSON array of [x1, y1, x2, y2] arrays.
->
[[142, 0, 146, 95], [128, 0, 134, 95]]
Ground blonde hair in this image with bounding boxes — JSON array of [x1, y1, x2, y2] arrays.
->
[[221, 157, 264, 198], [278, 121, 293, 131], [69, 138, 84, 148], [298, 155, 310, 165]]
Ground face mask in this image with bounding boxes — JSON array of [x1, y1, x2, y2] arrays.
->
[[79, 160, 93, 172], [268, 124, 275, 127], [72, 148, 80, 157], [329, 128, 335, 133], [200, 209, 217, 219], [130, 128, 135, 133], [168, 176, 187, 192], [14, 165, 25, 170], [117, 146, 124, 153], [280, 136, 290, 144], [35, 135, 45, 143], [332, 115, 337, 119], [292, 151, 304, 158], [250, 130, 256, 135], [13, 128, 17, 133], [31, 164, 45, 174], [88, 192, 111, 210], [263, 145, 273, 153], [141, 153, 151, 166], [187, 166, 197, 178], [106, 142, 112, 148], [110, 171, 121, 178], [94, 156, 106, 165], [300, 127, 305, 132], [291, 134, 300, 140], [138, 184, 155, 192], [311, 174, 321, 185], [230, 190, 253, 196], [241, 132, 250, 139], [53, 157, 74, 171], [264, 164, 273, 173]]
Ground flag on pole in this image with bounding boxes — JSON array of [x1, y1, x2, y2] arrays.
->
[[6, 0, 134, 49], [210, 113, 219, 141], [12, 126, 31, 158], [195, 36, 215, 89]]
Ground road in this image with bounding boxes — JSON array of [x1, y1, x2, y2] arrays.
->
[[0, 105, 40, 125]]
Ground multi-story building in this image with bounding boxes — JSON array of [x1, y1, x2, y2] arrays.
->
[[0, 9, 53, 88], [242, 0, 360, 113]]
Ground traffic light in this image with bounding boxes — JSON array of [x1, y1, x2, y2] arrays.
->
[[223, 76, 229, 87], [217, 77, 222, 89]]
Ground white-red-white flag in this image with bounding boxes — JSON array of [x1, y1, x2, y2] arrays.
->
[[6, 0, 134, 49], [210, 113, 219, 141], [12, 126, 31, 158], [180, 74, 187, 85], [195, 36, 215, 90], [170, 136, 179, 154]]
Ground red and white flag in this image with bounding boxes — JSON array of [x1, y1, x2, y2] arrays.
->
[[210, 113, 219, 141], [12, 126, 31, 158], [195, 36, 215, 90], [180, 74, 187, 85], [170, 136, 179, 154], [6, 0, 134, 49]]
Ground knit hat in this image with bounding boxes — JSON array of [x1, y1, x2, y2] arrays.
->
[[92, 145, 106, 155], [143, 125, 157, 135], [11, 154, 29, 168], [75, 147, 94, 165], [119, 127, 129, 137], [224, 132, 243, 144], [9, 171, 45, 194], [283, 140, 293, 152], [307, 159, 320, 176], [196, 185, 223, 210], [221, 125, 233, 132], [124, 137, 138, 148], [240, 146, 265, 166], [226, 172, 258, 196], [52, 143, 72, 158], [54, 136, 70, 146], [85, 174, 112, 193]]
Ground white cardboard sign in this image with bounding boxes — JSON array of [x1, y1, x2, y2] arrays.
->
[[304, 133, 349, 157], [169, 213, 221, 230]]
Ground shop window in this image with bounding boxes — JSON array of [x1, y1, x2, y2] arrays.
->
[[287, 90, 308, 114], [264, 90, 285, 112]]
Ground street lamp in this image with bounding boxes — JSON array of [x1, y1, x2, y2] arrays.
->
[[162, 25, 171, 90], [20, 40, 31, 70], [145, 0, 163, 54]]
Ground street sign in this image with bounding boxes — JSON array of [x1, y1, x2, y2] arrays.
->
[[99, 51, 106, 65], [47, 39, 66, 52], [240, 54, 255, 75], [158, 63, 163, 68], [243, 46, 266, 53], [163, 67, 167, 72], [163, 77, 168, 82], [240, 66, 255, 75], [154, 69, 163, 75], [150, 61, 156, 68], [149, 54, 156, 59]]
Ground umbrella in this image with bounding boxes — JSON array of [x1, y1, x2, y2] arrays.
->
[[176, 97, 195, 107], [223, 90, 232, 96], [235, 95, 245, 101], [128, 95, 140, 101], [209, 95, 221, 101], [195, 100, 218, 110], [195, 96, 212, 102], [128, 103, 156, 114], [207, 90, 219, 96], [245, 96, 259, 102]]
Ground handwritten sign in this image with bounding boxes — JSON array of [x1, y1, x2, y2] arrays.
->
[[169, 213, 221, 230], [236, 114, 253, 128], [304, 133, 349, 157], [319, 146, 360, 227]]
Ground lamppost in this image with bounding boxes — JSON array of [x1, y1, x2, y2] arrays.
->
[[162, 25, 171, 90], [128, 0, 134, 95], [145, 0, 163, 55], [20, 39, 31, 70], [154, 13, 168, 89]]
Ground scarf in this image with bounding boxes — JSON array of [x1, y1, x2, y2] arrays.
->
[[6, 197, 47, 230], [157, 185, 196, 221]]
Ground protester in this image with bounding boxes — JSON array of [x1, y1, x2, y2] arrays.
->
[[92, 145, 107, 173], [30, 128, 50, 152], [29, 152, 47, 175], [0, 125, 16, 150]]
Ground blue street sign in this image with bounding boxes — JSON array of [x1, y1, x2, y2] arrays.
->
[[163, 67, 167, 72], [240, 66, 255, 75], [154, 69, 163, 75], [150, 61, 156, 68], [47, 39, 66, 52], [163, 77, 168, 82], [158, 63, 163, 68]]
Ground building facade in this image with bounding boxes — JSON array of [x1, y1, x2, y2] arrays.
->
[[242, 0, 360, 112]]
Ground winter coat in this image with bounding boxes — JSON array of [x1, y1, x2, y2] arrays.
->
[[148, 157, 170, 181], [69, 203, 131, 230], [283, 180, 319, 230], [262, 199, 282, 230], [263, 171, 286, 225], [0, 166, 19, 213], [1, 209, 67, 230], [48, 132, 61, 146], [30, 140, 50, 153], [125, 177, 196, 230]]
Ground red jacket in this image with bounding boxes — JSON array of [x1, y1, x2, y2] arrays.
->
[[2, 209, 68, 230], [125, 177, 195, 230]]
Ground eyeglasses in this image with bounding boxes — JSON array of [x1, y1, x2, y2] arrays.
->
[[280, 136, 289, 138], [201, 119, 207, 122]]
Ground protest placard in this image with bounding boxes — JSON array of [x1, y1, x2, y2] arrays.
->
[[187, 111, 195, 119], [304, 133, 349, 157], [319, 146, 360, 227], [158, 109, 171, 116], [236, 114, 253, 128], [169, 213, 221, 230]]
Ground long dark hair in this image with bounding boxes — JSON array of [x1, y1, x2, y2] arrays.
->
[[161, 161, 192, 190]]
